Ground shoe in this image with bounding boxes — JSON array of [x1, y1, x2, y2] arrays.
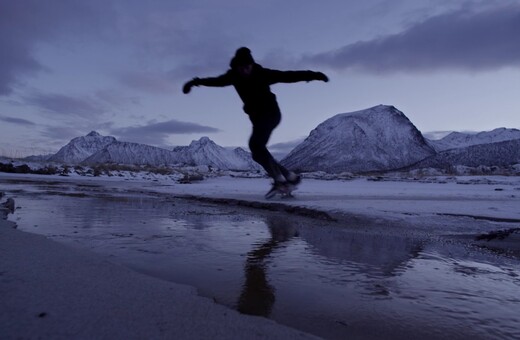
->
[[287, 174, 301, 186], [265, 181, 289, 199]]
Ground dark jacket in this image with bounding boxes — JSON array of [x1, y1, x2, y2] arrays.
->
[[195, 64, 323, 117]]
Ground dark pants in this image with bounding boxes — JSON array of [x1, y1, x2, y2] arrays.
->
[[248, 111, 289, 181]]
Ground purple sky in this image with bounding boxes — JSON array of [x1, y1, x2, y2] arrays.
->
[[1, 0, 519, 157]]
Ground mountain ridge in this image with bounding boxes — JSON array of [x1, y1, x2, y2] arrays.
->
[[427, 127, 520, 151], [30, 106, 520, 174], [49, 132, 260, 171], [409, 139, 520, 170]]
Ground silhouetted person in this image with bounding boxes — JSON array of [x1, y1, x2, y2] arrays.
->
[[183, 47, 328, 197]]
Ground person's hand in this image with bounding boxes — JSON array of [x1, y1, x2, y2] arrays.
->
[[182, 81, 193, 94], [315, 72, 329, 82], [182, 78, 200, 94]]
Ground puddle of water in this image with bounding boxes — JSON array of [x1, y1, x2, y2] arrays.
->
[[3, 180, 520, 339]]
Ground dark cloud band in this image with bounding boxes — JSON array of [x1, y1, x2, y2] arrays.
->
[[305, 5, 520, 73], [0, 116, 36, 126], [23, 92, 107, 118], [0, 0, 114, 96], [111, 119, 220, 146]]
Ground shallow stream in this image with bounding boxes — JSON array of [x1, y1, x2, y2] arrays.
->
[[3, 178, 520, 339]]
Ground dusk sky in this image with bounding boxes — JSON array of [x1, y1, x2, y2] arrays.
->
[[1, 0, 519, 157]]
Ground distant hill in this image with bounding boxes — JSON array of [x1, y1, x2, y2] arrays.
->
[[428, 128, 520, 151], [410, 139, 520, 169]]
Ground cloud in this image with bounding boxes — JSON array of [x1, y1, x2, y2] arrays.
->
[[118, 72, 177, 94], [41, 126, 86, 142], [0, 1, 49, 95], [23, 92, 107, 118], [111, 2, 238, 86], [305, 5, 520, 73], [0, 39, 44, 96], [20, 89, 140, 121], [111, 119, 220, 146], [0, 0, 115, 95], [269, 137, 305, 159], [0, 116, 36, 126], [94, 90, 140, 107], [0, 0, 237, 97]]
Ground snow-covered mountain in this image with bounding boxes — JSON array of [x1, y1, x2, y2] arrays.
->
[[48, 131, 116, 164], [281, 105, 436, 173], [411, 139, 520, 169], [48, 131, 260, 170], [171, 137, 261, 170], [83, 141, 179, 166], [428, 128, 520, 151], [29, 109, 520, 174]]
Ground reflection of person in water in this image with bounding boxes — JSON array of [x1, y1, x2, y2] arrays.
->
[[237, 217, 299, 317]]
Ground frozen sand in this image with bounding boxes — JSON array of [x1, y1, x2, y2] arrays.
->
[[3, 172, 519, 226], [2, 172, 520, 339], [139, 175, 520, 235], [0, 215, 317, 339]]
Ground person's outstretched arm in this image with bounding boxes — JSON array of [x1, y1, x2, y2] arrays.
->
[[182, 72, 233, 94], [265, 69, 329, 85]]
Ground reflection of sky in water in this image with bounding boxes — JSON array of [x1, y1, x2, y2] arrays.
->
[[4, 180, 520, 340]]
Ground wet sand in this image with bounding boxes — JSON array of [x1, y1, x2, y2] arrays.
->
[[0, 204, 317, 339], [1, 174, 520, 339]]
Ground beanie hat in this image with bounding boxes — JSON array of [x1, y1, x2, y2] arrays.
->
[[230, 47, 255, 69]]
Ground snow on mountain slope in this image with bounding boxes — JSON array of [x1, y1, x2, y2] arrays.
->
[[410, 139, 520, 169], [173, 137, 261, 170], [76, 135, 258, 170], [232, 147, 264, 171], [16, 110, 520, 174], [83, 141, 179, 166], [47, 132, 260, 170], [281, 105, 436, 173], [428, 128, 520, 151], [48, 131, 116, 164]]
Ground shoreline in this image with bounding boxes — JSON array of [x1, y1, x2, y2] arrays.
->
[[2, 172, 520, 338], [0, 204, 317, 339]]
